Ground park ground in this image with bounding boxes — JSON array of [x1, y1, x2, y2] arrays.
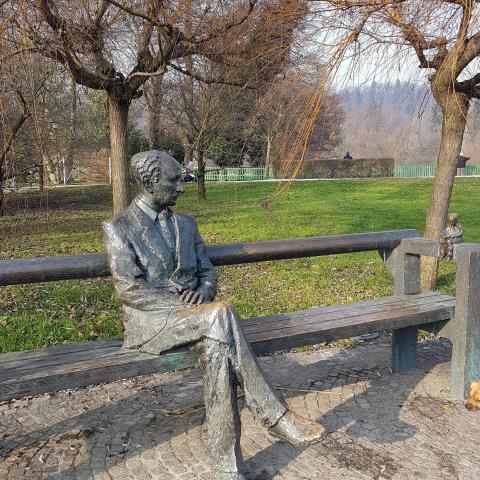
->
[[2, 178, 480, 480], [1, 177, 480, 352]]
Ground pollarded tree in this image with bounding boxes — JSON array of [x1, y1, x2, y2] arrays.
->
[[314, 0, 480, 288], [380, 1, 480, 288], [13, 0, 262, 213]]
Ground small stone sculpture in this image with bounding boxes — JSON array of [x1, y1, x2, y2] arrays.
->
[[440, 213, 464, 260], [103, 151, 325, 480]]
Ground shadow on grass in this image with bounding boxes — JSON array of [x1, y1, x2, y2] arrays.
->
[[0, 340, 453, 479], [436, 271, 456, 293]]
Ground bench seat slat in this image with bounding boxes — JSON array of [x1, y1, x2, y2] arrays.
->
[[248, 302, 455, 354], [0, 292, 455, 401], [0, 351, 197, 400], [0, 338, 124, 362], [0, 349, 191, 383], [0, 342, 127, 372], [243, 293, 454, 333], [241, 290, 445, 327]]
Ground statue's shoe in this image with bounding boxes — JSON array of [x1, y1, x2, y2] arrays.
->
[[268, 410, 326, 447], [215, 472, 246, 480]]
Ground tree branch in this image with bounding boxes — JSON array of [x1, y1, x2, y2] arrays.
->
[[105, 0, 181, 36], [457, 29, 480, 73], [194, 0, 258, 45], [385, 6, 448, 69], [167, 61, 255, 88], [456, 72, 480, 96]]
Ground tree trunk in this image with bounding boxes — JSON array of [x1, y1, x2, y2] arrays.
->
[[38, 162, 44, 192], [264, 135, 272, 178], [421, 89, 469, 290], [184, 140, 194, 166], [43, 152, 58, 185], [65, 76, 77, 183], [0, 114, 28, 216], [108, 93, 131, 214], [197, 149, 207, 200], [0, 169, 4, 216], [146, 77, 163, 150]]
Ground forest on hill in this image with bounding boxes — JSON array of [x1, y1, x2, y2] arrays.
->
[[337, 81, 480, 165]]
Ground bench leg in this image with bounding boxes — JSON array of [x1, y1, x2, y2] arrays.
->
[[450, 244, 480, 399], [391, 327, 417, 373]]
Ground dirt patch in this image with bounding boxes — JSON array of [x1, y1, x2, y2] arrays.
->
[[324, 437, 398, 479]]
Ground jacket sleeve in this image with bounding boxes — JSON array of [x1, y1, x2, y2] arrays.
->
[[193, 222, 217, 302], [103, 221, 182, 310]]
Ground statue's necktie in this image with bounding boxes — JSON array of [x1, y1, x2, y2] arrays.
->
[[156, 209, 176, 254]]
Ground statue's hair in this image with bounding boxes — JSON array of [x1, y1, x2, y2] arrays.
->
[[447, 212, 459, 222], [130, 150, 174, 187]]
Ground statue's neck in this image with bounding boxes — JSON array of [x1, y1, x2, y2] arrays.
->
[[138, 192, 166, 213]]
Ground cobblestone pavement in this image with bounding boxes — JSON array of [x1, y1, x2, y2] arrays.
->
[[1, 339, 479, 480]]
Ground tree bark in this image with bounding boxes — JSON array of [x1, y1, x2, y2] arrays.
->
[[146, 77, 163, 150], [108, 93, 131, 214], [65, 76, 77, 183], [197, 148, 207, 200], [0, 113, 28, 215], [264, 134, 272, 178], [421, 88, 469, 290], [38, 162, 44, 192]]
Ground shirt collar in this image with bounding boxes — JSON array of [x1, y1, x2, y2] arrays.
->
[[135, 195, 171, 222]]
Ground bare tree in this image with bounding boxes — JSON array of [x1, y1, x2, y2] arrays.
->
[[310, 0, 480, 288], [378, 1, 480, 288], [11, 0, 264, 213], [162, 62, 233, 200], [0, 8, 51, 212]]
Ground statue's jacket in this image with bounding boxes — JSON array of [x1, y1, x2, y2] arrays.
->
[[103, 199, 218, 352]]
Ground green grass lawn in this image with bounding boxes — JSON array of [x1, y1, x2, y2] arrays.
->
[[1, 178, 478, 353]]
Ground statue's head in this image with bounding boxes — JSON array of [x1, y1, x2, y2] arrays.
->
[[447, 212, 459, 226], [130, 150, 184, 208]]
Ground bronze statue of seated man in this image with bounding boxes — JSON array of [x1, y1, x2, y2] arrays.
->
[[103, 150, 325, 480]]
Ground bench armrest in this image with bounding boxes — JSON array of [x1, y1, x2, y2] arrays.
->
[[398, 238, 442, 258]]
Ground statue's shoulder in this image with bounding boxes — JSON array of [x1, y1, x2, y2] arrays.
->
[[103, 204, 137, 235], [175, 213, 200, 231]]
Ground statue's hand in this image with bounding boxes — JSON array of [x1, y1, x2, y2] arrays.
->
[[179, 289, 204, 305], [195, 286, 213, 303]]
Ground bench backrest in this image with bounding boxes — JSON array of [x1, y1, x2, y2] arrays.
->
[[0, 229, 420, 286]]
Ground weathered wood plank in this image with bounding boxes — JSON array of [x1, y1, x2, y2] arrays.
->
[[0, 344, 136, 377], [0, 293, 455, 401], [0, 230, 420, 286], [248, 301, 455, 343], [0, 351, 196, 400], [243, 293, 454, 332], [0, 338, 124, 362], [0, 348, 190, 383], [241, 290, 444, 327], [249, 303, 454, 355], [1, 293, 453, 376]]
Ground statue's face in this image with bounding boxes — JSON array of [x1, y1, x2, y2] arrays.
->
[[144, 157, 184, 207], [448, 215, 458, 226]]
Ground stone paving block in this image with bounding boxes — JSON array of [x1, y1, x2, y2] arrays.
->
[[1, 340, 479, 479]]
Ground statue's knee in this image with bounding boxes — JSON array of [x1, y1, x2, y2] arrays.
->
[[213, 300, 235, 314], [216, 300, 232, 309]]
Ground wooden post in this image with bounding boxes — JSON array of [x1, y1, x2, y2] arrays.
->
[[450, 244, 480, 399], [388, 247, 421, 373]]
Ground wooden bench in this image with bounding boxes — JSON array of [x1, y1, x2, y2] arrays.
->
[[1, 230, 478, 401]]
